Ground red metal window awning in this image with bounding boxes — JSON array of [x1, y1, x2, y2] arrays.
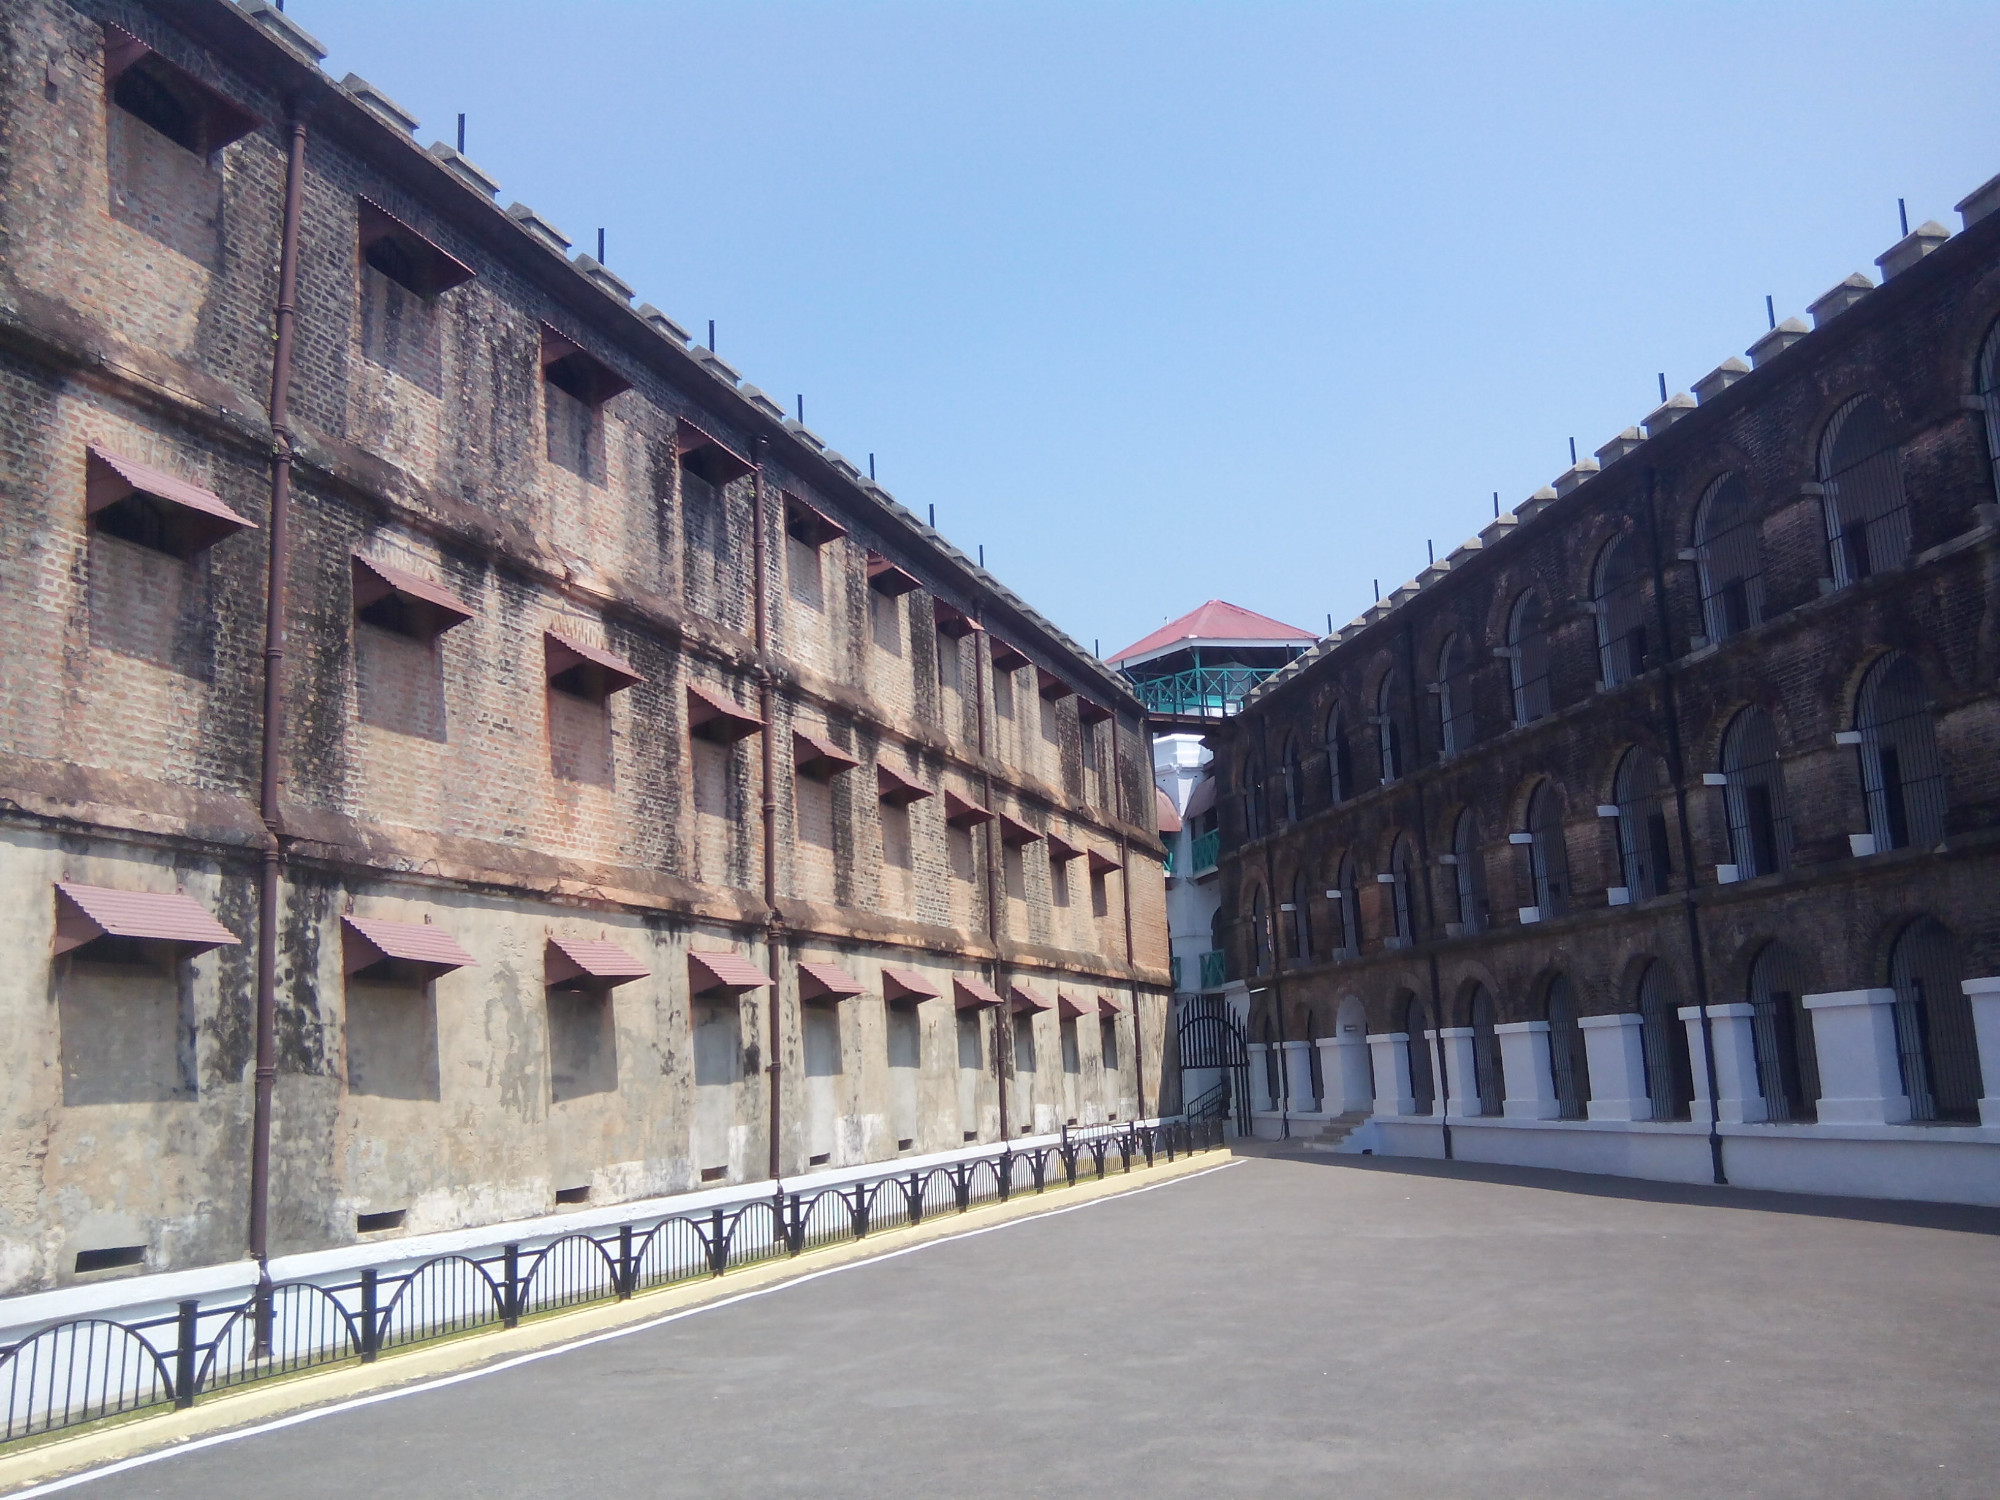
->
[[1036, 667, 1074, 702], [876, 764, 932, 806], [689, 949, 770, 997], [866, 552, 921, 597], [798, 961, 864, 1004], [353, 554, 473, 641], [1097, 993, 1124, 1018], [1078, 699, 1114, 727], [676, 419, 753, 486], [794, 728, 858, 781], [998, 813, 1043, 848], [687, 680, 764, 743], [86, 445, 256, 559], [53, 882, 240, 957], [1155, 787, 1184, 835], [934, 600, 982, 639], [1087, 849, 1124, 876], [541, 325, 632, 406], [1045, 831, 1084, 863], [1057, 990, 1092, 1019], [989, 640, 1030, 673], [342, 915, 475, 980], [943, 791, 992, 829], [104, 24, 261, 155], [953, 976, 1005, 1011], [359, 197, 476, 298], [1009, 982, 1054, 1015], [546, 631, 641, 702], [545, 935, 650, 990], [784, 494, 846, 548], [882, 967, 941, 1004]]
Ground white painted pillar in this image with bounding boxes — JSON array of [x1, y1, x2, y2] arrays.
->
[[1494, 1020, 1557, 1120], [1701, 1002, 1767, 1124], [1246, 1042, 1274, 1113], [1803, 989, 1911, 1125], [1579, 1012, 1651, 1121], [1282, 1039, 1318, 1114], [1314, 1036, 1347, 1113], [1437, 1027, 1479, 1119], [1367, 1032, 1416, 1117], [1963, 978, 2000, 1128]]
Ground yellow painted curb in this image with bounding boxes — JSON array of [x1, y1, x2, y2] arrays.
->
[[0, 1150, 1227, 1495]]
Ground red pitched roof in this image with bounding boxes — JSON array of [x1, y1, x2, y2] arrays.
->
[[1107, 600, 1316, 667]]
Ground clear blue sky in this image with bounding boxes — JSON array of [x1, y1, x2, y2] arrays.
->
[[306, 1, 2000, 660]]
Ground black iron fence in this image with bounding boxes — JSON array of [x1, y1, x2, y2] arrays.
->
[[0, 1120, 1222, 1447]]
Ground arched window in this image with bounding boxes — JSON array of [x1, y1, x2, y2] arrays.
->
[[1374, 670, 1401, 784], [1819, 394, 1910, 586], [1694, 474, 1765, 644], [1612, 746, 1674, 900], [1593, 534, 1649, 687], [1432, 632, 1474, 758], [1468, 985, 1502, 1117], [1259, 1014, 1281, 1104], [1399, 993, 1434, 1114], [1451, 809, 1486, 935], [1524, 781, 1569, 918], [1249, 887, 1271, 976], [1288, 870, 1313, 963], [1545, 974, 1589, 1120], [1507, 590, 1552, 725], [1855, 653, 1946, 851], [1747, 942, 1818, 1123], [1281, 736, 1303, 826], [1326, 706, 1354, 804], [1888, 918, 1981, 1123], [1636, 961, 1693, 1121], [1980, 320, 2000, 505], [1332, 853, 1361, 958], [1720, 708, 1791, 878], [1241, 757, 1266, 841], [1388, 834, 1417, 946]]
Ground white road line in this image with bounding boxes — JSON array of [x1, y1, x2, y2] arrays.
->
[[9, 1158, 1241, 1497]]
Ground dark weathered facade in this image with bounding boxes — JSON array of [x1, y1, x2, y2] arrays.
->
[[0, 0, 1168, 1294], [1208, 174, 2000, 1201]]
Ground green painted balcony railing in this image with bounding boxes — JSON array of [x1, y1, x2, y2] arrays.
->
[[1190, 829, 1221, 874], [1127, 664, 1281, 720], [1170, 955, 1183, 991], [1161, 836, 1177, 876], [1198, 950, 1228, 989]]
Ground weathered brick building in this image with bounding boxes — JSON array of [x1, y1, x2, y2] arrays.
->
[[1206, 171, 2000, 1203], [0, 0, 1167, 1294]]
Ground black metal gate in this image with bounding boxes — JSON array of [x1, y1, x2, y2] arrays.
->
[[1176, 994, 1250, 1135]]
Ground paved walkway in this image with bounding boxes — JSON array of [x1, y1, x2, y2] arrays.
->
[[37, 1153, 2000, 1499]]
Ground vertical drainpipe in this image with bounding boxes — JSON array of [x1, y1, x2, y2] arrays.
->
[[1641, 466, 1727, 1185], [248, 116, 306, 1281], [1254, 707, 1289, 1138], [751, 436, 782, 1183], [973, 612, 1009, 1139], [1400, 616, 1452, 1160], [1110, 707, 1144, 1118]]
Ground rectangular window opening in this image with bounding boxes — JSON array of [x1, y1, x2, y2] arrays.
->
[[897, 1137, 915, 1151], [554, 1185, 592, 1206], [808, 1152, 831, 1167], [356, 1209, 407, 1234], [963, 1130, 979, 1142], [700, 1165, 728, 1183], [74, 1245, 146, 1275]]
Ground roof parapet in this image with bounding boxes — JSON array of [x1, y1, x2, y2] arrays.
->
[[1746, 316, 1808, 368], [1595, 428, 1644, 467], [426, 141, 499, 199], [340, 74, 417, 135], [739, 385, 786, 421], [1807, 273, 1873, 328], [691, 348, 740, 386], [1480, 512, 1518, 547], [1642, 393, 1697, 437], [570, 254, 633, 303], [1447, 534, 1483, 565], [237, 0, 326, 63], [1693, 357, 1750, 405], [1553, 459, 1600, 497], [1876, 220, 1951, 280], [1957, 172, 2000, 230], [1517, 485, 1559, 521], [507, 203, 571, 255], [784, 418, 827, 452], [636, 304, 690, 345]]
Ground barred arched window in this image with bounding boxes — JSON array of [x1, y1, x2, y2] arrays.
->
[[1399, 992, 1434, 1114], [1613, 746, 1674, 900], [1720, 708, 1791, 878], [1289, 870, 1313, 964], [1888, 918, 1981, 1123], [1281, 735, 1303, 826], [1326, 706, 1354, 804], [1451, 809, 1486, 934], [1695, 474, 1764, 644], [1507, 590, 1552, 725], [1819, 394, 1910, 586], [1432, 632, 1474, 758], [1333, 853, 1361, 957], [1980, 320, 2000, 505], [1388, 834, 1417, 945], [1468, 985, 1502, 1117], [1593, 534, 1649, 687], [1375, 670, 1402, 784], [1525, 780, 1569, 917], [1636, 960, 1693, 1121], [1855, 653, 1946, 851], [1545, 974, 1589, 1120], [1747, 942, 1818, 1123], [1249, 886, 1271, 976], [1241, 756, 1266, 841]]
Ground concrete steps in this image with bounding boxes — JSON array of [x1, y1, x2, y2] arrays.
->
[[1286, 1111, 1372, 1153]]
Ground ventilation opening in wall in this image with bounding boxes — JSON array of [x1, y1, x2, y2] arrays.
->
[[1066, 1117, 1078, 1126], [555, 1185, 591, 1205], [897, 1138, 915, 1151], [963, 1131, 978, 1142], [74, 1246, 145, 1275], [356, 1209, 407, 1234], [808, 1153, 831, 1167], [700, 1166, 727, 1183]]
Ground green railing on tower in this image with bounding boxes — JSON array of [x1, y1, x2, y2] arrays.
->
[[1126, 664, 1281, 720]]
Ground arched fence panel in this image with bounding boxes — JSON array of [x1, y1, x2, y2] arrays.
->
[[0, 1318, 176, 1441], [520, 1235, 622, 1319], [196, 1283, 359, 1394], [378, 1255, 507, 1352]]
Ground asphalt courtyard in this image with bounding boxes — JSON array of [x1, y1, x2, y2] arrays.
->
[[33, 1151, 2000, 1499]]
